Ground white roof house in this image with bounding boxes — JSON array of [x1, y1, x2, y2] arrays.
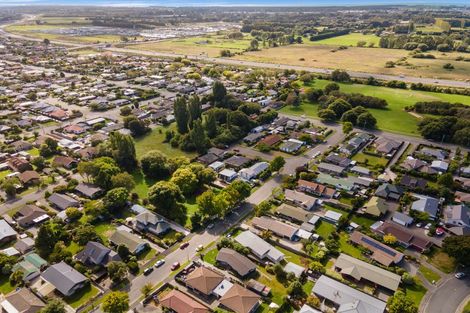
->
[[323, 210, 343, 224], [285, 189, 319, 210], [239, 162, 269, 181], [235, 231, 284, 263], [219, 168, 238, 183]]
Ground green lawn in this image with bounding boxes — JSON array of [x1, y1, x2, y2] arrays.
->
[[202, 248, 219, 265], [352, 153, 388, 168], [429, 250, 456, 274], [463, 300, 470, 313], [280, 79, 470, 136], [65, 241, 82, 255], [419, 265, 441, 283], [339, 233, 363, 259], [131, 170, 156, 199], [94, 223, 116, 243], [276, 246, 309, 267], [306, 33, 381, 47], [134, 124, 197, 159], [404, 278, 427, 307], [257, 267, 288, 306], [65, 284, 100, 309], [315, 221, 336, 239], [137, 247, 157, 261], [350, 214, 378, 228], [0, 275, 15, 294], [0, 170, 12, 181], [27, 148, 40, 156]]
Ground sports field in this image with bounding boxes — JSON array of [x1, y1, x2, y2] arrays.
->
[[280, 79, 470, 136], [306, 33, 381, 46], [124, 32, 253, 57]]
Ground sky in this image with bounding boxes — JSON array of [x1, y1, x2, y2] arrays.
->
[[0, 0, 468, 6]]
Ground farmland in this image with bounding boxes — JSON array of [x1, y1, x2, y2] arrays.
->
[[306, 33, 381, 46], [124, 32, 253, 58], [280, 79, 470, 136]]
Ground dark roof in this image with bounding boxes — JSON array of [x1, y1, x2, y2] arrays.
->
[[75, 241, 121, 266], [216, 248, 256, 277], [375, 183, 403, 200], [225, 155, 251, 168], [3, 288, 45, 313], [47, 193, 79, 210], [400, 175, 427, 189], [41, 261, 87, 295], [197, 153, 219, 165], [75, 183, 102, 198]]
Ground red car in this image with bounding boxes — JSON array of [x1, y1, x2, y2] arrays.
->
[[436, 227, 445, 236], [180, 242, 189, 249], [171, 262, 180, 271]]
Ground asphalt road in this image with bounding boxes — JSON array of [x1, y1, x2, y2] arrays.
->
[[422, 274, 470, 313]]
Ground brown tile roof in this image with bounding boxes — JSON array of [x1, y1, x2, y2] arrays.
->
[[3, 287, 45, 313], [160, 289, 209, 313], [185, 266, 224, 295], [18, 170, 40, 184], [219, 284, 260, 313], [252, 216, 298, 239], [349, 231, 404, 266], [258, 134, 282, 147], [297, 180, 336, 198], [216, 248, 256, 277]]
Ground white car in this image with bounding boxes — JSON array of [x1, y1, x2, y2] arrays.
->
[[425, 223, 432, 230], [416, 222, 423, 228], [455, 272, 466, 279], [155, 259, 165, 268], [196, 244, 204, 252]]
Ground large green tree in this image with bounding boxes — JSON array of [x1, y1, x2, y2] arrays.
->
[[140, 150, 169, 179], [205, 111, 218, 138], [148, 181, 184, 212], [213, 81, 227, 103], [190, 119, 209, 154], [174, 97, 190, 134], [442, 235, 470, 266], [188, 95, 202, 127], [40, 299, 66, 313], [107, 261, 128, 284], [103, 187, 129, 212], [107, 132, 138, 171], [170, 167, 198, 196], [102, 291, 129, 313], [387, 291, 418, 313]]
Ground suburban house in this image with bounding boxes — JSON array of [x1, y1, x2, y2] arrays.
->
[[444, 204, 470, 235], [400, 175, 427, 190], [275, 204, 314, 224], [392, 212, 414, 227], [12, 253, 47, 283], [334, 253, 401, 292], [185, 266, 224, 296], [224, 155, 251, 170], [431, 160, 449, 172], [134, 211, 171, 236], [52, 155, 78, 169], [218, 169, 238, 183], [109, 229, 149, 254], [47, 193, 79, 211], [14, 204, 49, 228], [375, 183, 403, 201], [362, 196, 389, 217], [411, 194, 440, 219], [0, 288, 45, 313], [216, 248, 257, 278], [75, 241, 121, 267], [0, 220, 17, 243], [14, 237, 35, 255], [279, 139, 303, 154], [252, 216, 298, 240], [284, 189, 319, 210], [8, 157, 32, 172], [18, 170, 40, 186], [349, 231, 404, 266], [41, 261, 88, 296], [317, 162, 345, 176], [375, 222, 432, 252], [258, 134, 282, 147], [312, 275, 386, 313], [235, 231, 284, 263], [402, 158, 436, 174], [239, 162, 269, 181], [74, 183, 103, 199], [219, 283, 260, 313], [160, 289, 210, 313], [243, 132, 264, 145], [297, 180, 337, 198], [374, 137, 401, 155], [325, 153, 352, 167], [420, 147, 448, 160]]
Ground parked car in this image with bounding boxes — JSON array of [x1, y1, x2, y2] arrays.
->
[[171, 262, 180, 271], [143, 267, 154, 276], [416, 222, 423, 228], [425, 223, 432, 230], [196, 244, 204, 252], [155, 259, 165, 268], [436, 227, 445, 236], [180, 242, 189, 249], [455, 272, 466, 279], [207, 223, 215, 229]]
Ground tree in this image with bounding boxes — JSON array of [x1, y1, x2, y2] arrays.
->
[[270, 156, 286, 172], [49, 241, 72, 263], [41, 299, 66, 313], [387, 291, 418, 313], [103, 188, 129, 212], [343, 121, 353, 134], [250, 39, 259, 51], [255, 200, 272, 217], [73, 224, 101, 245], [148, 181, 184, 212], [383, 233, 397, 245], [9, 269, 24, 286], [40, 138, 58, 157], [288, 280, 306, 299], [328, 99, 352, 118], [188, 95, 202, 127], [324, 83, 340, 94], [111, 172, 136, 191], [331, 69, 351, 82], [285, 91, 300, 107], [107, 132, 137, 171], [43, 38, 50, 46], [174, 97, 190, 134], [35, 220, 68, 259], [141, 150, 169, 179], [442, 235, 470, 266], [357, 112, 377, 129], [437, 173, 454, 188], [213, 81, 227, 103], [65, 207, 83, 222], [305, 88, 323, 102], [197, 190, 219, 217], [84, 157, 121, 190], [141, 283, 153, 297], [1, 178, 18, 198], [318, 109, 337, 122], [189, 119, 209, 154], [107, 261, 128, 284], [309, 261, 326, 275], [228, 180, 251, 200], [205, 111, 218, 138], [171, 167, 198, 196], [128, 118, 149, 137], [31, 156, 46, 171], [102, 291, 129, 313]]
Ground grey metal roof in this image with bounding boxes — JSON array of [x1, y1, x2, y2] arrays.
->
[[41, 261, 87, 295]]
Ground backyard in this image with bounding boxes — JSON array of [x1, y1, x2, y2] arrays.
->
[[65, 284, 100, 309]]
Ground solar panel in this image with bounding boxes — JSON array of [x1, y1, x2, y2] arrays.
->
[[361, 237, 396, 257]]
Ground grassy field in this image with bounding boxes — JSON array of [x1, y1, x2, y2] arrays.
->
[[0, 275, 14, 294], [429, 250, 456, 274], [280, 79, 470, 136], [419, 265, 441, 283], [134, 124, 197, 159], [65, 284, 100, 308], [315, 221, 336, 239], [464, 300, 470, 313], [404, 278, 427, 307], [124, 32, 253, 58], [202, 248, 218, 265], [306, 33, 380, 47], [235, 44, 470, 81], [352, 153, 389, 167]]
